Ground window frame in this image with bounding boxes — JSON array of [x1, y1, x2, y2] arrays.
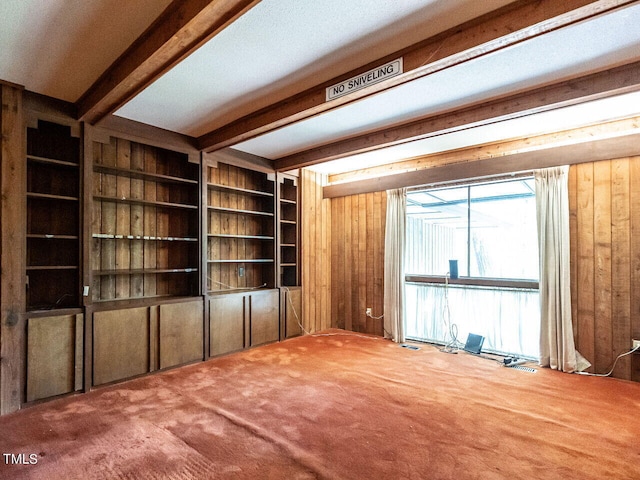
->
[[405, 174, 539, 291]]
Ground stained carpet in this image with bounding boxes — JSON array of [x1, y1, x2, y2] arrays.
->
[[1, 329, 639, 479]]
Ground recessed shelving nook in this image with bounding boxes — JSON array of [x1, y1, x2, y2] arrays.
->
[[206, 161, 276, 293], [91, 137, 199, 302], [278, 173, 299, 287], [26, 120, 81, 310]]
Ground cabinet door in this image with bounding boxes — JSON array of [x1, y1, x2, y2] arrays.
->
[[27, 314, 83, 402], [250, 290, 279, 347], [159, 300, 203, 369], [93, 307, 149, 385], [209, 294, 245, 356]]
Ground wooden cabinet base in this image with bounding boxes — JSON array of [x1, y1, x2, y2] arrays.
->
[[93, 298, 203, 386], [209, 289, 280, 356], [93, 307, 149, 386], [26, 313, 83, 402]]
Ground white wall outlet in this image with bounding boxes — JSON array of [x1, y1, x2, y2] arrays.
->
[[365, 308, 372, 316], [633, 339, 640, 349]]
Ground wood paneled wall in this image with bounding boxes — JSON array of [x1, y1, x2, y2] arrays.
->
[[1, 83, 25, 415], [330, 190, 386, 336], [569, 158, 640, 381], [318, 157, 640, 381], [300, 170, 331, 333]]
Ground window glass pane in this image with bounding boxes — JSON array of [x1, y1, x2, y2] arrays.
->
[[406, 185, 468, 276], [406, 178, 538, 280], [405, 282, 540, 358], [468, 180, 538, 279]]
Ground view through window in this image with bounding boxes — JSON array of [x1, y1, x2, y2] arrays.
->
[[404, 177, 541, 358]]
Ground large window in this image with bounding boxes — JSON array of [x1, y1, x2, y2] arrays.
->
[[404, 177, 540, 358]]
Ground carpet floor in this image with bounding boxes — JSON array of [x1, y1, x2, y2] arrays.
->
[[1, 329, 639, 479]]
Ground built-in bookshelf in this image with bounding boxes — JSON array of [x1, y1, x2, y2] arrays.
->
[[278, 174, 299, 287], [26, 120, 80, 310], [206, 162, 276, 293], [91, 138, 199, 302]]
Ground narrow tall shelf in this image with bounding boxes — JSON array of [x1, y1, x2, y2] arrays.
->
[[206, 162, 276, 292], [278, 174, 299, 287], [26, 120, 81, 310], [91, 138, 199, 302]]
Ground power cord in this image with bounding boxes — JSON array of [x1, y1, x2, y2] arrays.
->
[[281, 286, 310, 336], [440, 273, 461, 354], [209, 279, 267, 291], [282, 286, 386, 342], [575, 345, 640, 377]]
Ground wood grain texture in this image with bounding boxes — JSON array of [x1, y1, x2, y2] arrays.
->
[[593, 161, 612, 373], [26, 314, 82, 402], [301, 170, 331, 333], [249, 290, 279, 346], [329, 189, 386, 336], [93, 307, 149, 386], [570, 157, 640, 380], [158, 300, 203, 369], [202, 0, 602, 152], [209, 294, 245, 356], [282, 286, 302, 338], [1, 84, 25, 414], [630, 158, 640, 381], [78, 0, 261, 123]]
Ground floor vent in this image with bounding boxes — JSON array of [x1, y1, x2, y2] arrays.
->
[[510, 365, 537, 373], [400, 344, 420, 351]]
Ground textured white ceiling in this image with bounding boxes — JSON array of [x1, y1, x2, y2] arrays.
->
[[234, 3, 640, 159], [310, 91, 640, 175], [2, 0, 639, 177], [0, 0, 171, 102], [115, 0, 513, 136]]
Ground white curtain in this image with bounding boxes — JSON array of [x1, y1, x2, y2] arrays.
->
[[384, 188, 406, 343], [535, 166, 590, 372]]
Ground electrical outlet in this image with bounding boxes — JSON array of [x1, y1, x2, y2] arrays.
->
[[365, 308, 372, 316], [633, 339, 640, 349]]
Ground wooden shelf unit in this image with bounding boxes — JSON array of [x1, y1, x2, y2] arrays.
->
[[91, 137, 199, 302], [206, 162, 276, 293], [278, 174, 300, 287], [26, 120, 81, 310]]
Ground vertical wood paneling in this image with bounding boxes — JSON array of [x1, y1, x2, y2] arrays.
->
[[630, 159, 640, 381], [568, 166, 578, 338], [611, 158, 631, 378], [574, 162, 595, 371], [330, 196, 343, 328], [320, 172, 330, 333], [344, 195, 352, 330], [329, 188, 386, 336], [593, 161, 611, 373], [570, 157, 640, 380], [0, 84, 25, 414], [301, 170, 331, 333]]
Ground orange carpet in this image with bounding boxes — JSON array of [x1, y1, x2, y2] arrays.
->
[[1, 329, 639, 479]]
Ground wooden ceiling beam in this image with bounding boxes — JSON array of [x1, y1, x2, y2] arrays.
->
[[327, 116, 640, 184], [198, 0, 629, 152], [322, 131, 640, 198], [275, 61, 640, 171], [77, 0, 260, 125]]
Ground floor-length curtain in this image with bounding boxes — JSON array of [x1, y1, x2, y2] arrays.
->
[[384, 188, 406, 343], [535, 166, 590, 372]]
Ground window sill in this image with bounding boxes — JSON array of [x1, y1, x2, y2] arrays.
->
[[405, 275, 538, 290]]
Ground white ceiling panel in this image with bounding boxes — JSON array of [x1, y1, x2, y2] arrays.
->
[[0, 0, 171, 102], [310, 91, 640, 176], [115, 0, 513, 136], [235, 3, 640, 160]]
